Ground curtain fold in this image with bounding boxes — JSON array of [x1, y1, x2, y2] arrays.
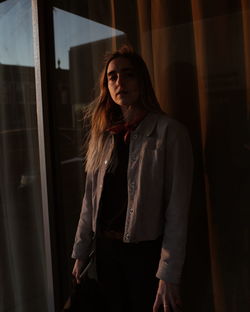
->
[[150, 0, 173, 113], [137, 0, 173, 113], [190, 2, 225, 312], [241, 0, 250, 120]]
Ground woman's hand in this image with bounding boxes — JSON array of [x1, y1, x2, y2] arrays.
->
[[72, 259, 84, 284], [153, 279, 182, 312]]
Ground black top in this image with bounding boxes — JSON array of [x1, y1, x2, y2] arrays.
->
[[99, 131, 129, 233]]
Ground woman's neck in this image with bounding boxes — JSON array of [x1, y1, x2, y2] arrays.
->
[[120, 105, 146, 124]]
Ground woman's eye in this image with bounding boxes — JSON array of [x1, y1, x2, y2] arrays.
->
[[125, 72, 135, 78]]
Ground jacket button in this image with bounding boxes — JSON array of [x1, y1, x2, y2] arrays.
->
[[130, 209, 133, 214], [133, 134, 138, 139], [104, 160, 108, 165], [125, 234, 130, 240]]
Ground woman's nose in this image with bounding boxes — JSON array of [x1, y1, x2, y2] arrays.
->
[[116, 74, 125, 87]]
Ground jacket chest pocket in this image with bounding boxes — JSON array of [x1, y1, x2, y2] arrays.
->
[[140, 138, 164, 171], [142, 137, 163, 151]]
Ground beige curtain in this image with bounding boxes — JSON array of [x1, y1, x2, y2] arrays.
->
[[134, 1, 250, 312]]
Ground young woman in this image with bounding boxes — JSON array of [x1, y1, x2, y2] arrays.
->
[[72, 45, 193, 312]]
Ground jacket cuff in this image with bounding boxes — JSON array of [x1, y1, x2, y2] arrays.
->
[[71, 241, 90, 262], [156, 259, 182, 284]]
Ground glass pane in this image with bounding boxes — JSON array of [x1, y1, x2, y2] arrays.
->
[[0, 0, 51, 311], [51, 3, 129, 302]]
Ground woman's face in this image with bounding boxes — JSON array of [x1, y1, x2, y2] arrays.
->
[[106, 57, 140, 108]]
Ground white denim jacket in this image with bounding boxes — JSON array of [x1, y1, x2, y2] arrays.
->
[[72, 112, 193, 283]]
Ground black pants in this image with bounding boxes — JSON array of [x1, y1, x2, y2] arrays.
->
[[96, 235, 162, 312]]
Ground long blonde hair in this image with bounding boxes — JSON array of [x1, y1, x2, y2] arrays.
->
[[85, 45, 162, 173]]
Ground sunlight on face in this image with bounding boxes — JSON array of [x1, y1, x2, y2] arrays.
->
[[107, 57, 140, 108]]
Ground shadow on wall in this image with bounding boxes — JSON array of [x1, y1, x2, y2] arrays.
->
[[168, 60, 250, 311], [167, 61, 213, 312]]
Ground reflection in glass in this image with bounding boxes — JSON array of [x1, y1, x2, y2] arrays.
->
[[53, 7, 124, 69], [52, 5, 127, 302]]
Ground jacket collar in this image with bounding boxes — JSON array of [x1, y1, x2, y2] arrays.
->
[[133, 112, 160, 137]]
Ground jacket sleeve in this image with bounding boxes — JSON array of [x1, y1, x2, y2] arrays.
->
[[156, 122, 193, 283], [71, 172, 94, 263]]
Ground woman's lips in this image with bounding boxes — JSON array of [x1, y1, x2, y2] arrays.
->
[[116, 91, 127, 96]]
